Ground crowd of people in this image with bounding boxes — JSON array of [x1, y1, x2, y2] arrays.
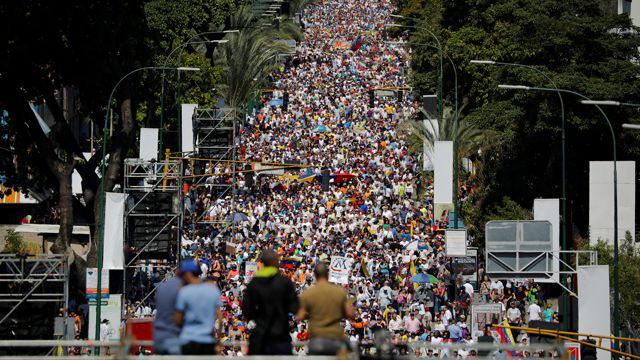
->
[[120, 0, 563, 357]]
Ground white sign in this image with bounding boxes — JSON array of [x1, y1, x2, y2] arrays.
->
[[140, 128, 159, 161], [589, 161, 635, 245], [89, 294, 122, 341], [181, 104, 198, 153], [434, 141, 454, 205], [86, 268, 109, 301], [534, 199, 560, 283], [446, 229, 467, 257], [328, 256, 353, 285], [245, 262, 258, 282]]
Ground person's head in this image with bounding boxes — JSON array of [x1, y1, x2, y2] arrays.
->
[[261, 249, 279, 267], [179, 259, 202, 284], [314, 262, 329, 281]]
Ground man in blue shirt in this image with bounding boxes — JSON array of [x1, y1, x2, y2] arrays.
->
[[175, 259, 222, 355], [447, 319, 462, 342]]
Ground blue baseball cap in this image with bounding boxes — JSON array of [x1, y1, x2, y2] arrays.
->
[[179, 259, 201, 275]]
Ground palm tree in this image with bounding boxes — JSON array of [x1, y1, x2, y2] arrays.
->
[[290, 0, 317, 17], [214, 6, 301, 112], [401, 106, 490, 169]]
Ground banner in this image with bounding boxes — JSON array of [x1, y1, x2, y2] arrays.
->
[[471, 303, 503, 339], [452, 248, 478, 287], [445, 229, 467, 256], [86, 268, 109, 301], [434, 141, 454, 205], [103, 192, 125, 269], [245, 262, 258, 282], [140, 128, 159, 161], [181, 104, 198, 153], [328, 256, 353, 285]]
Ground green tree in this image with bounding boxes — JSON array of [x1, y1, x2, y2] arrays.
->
[[400, 106, 490, 162], [0, 0, 241, 268], [586, 234, 640, 332], [214, 6, 297, 112], [397, 0, 640, 243]]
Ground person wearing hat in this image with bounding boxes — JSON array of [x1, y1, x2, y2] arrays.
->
[[175, 259, 222, 355]]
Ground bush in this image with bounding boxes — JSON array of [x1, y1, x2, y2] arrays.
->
[[3, 229, 26, 254]]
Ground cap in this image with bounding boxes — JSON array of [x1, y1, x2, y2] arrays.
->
[[179, 259, 201, 275]]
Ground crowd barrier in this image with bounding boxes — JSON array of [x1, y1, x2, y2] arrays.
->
[[0, 339, 564, 359]]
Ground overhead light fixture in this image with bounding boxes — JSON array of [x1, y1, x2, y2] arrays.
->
[[469, 60, 496, 65], [498, 84, 531, 90]]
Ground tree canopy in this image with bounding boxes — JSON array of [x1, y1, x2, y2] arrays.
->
[[395, 0, 640, 243]]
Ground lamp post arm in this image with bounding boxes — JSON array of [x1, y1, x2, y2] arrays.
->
[[528, 86, 618, 353], [95, 65, 177, 352]]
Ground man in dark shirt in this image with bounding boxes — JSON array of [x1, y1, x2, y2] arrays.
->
[[243, 249, 299, 355]]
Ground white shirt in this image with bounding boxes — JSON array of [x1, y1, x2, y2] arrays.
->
[[506, 307, 521, 322], [442, 309, 453, 324], [463, 282, 474, 297], [100, 323, 111, 341], [490, 280, 504, 294], [528, 303, 542, 321], [388, 318, 403, 332]]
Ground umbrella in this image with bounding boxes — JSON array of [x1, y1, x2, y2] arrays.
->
[[411, 273, 438, 284], [332, 172, 357, 183], [226, 212, 249, 223], [314, 125, 328, 133]]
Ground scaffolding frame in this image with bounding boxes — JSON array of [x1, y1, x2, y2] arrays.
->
[[0, 254, 69, 326], [485, 250, 598, 296], [123, 158, 182, 311], [190, 108, 238, 234]]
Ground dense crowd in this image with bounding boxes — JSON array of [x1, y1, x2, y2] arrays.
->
[[115, 0, 561, 357]]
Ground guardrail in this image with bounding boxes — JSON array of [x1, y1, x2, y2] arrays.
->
[[0, 338, 565, 359]]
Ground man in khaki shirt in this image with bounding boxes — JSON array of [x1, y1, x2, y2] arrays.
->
[[297, 262, 354, 355]]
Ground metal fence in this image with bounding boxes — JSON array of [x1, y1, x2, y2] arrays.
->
[[0, 339, 565, 359]]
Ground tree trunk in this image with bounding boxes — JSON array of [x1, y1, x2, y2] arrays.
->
[[48, 159, 76, 254], [87, 98, 137, 267]]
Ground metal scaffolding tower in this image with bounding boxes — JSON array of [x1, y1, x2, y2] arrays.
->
[[190, 108, 238, 232], [123, 158, 182, 268], [0, 254, 69, 326]]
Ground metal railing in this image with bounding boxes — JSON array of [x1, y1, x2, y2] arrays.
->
[[0, 338, 565, 359]]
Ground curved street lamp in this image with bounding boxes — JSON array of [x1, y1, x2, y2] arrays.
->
[[159, 34, 234, 159], [500, 84, 620, 354], [471, 59, 570, 328], [95, 66, 199, 353], [385, 20, 443, 121]]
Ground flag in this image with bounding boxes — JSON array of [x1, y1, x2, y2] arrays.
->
[[409, 260, 419, 290], [360, 259, 370, 278], [495, 320, 517, 357], [463, 157, 477, 176], [350, 36, 364, 51]]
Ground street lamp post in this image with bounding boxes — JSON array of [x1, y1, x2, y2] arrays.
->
[[471, 59, 570, 329], [385, 22, 463, 227], [390, 41, 458, 120], [500, 84, 620, 354], [410, 42, 460, 228], [95, 66, 199, 354], [159, 35, 233, 159], [385, 21, 443, 121]]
